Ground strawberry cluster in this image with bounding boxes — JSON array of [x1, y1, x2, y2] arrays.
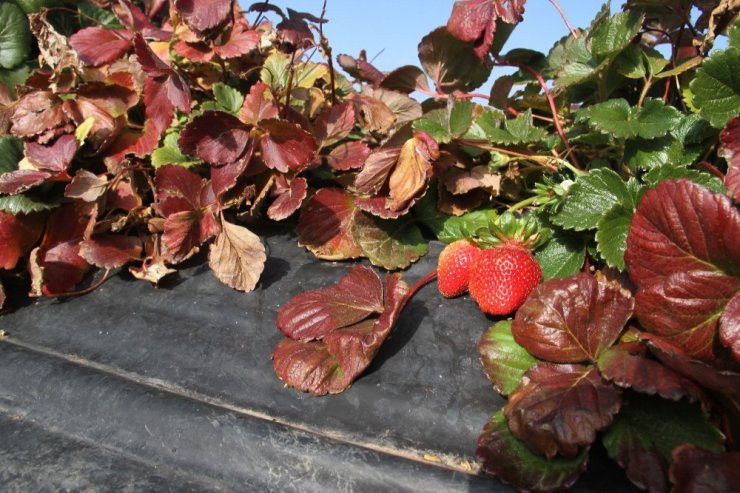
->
[[437, 239, 542, 316]]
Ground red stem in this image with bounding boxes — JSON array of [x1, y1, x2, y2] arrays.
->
[[497, 58, 582, 171], [400, 270, 437, 312], [46, 270, 112, 299], [548, 0, 579, 38]]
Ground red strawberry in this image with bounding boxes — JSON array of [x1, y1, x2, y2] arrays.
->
[[468, 244, 542, 315], [437, 239, 480, 298]]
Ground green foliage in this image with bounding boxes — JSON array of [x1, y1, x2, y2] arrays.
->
[[576, 98, 683, 139], [0, 2, 31, 69]]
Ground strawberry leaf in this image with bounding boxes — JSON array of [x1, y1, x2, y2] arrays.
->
[[534, 227, 586, 280], [386, 134, 437, 211], [258, 119, 318, 173], [65, 170, 108, 202], [238, 82, 279, 125], [212, 82, 244, 115], [482, 109, 548, 145], [719, 115, 740, 200], [478, 320, 538, 396], [179, 111, 251, 165], [512, 272, 634, 363], [324, 141, 372, 171], [669, 445, 740, 493], [162, 209, 218, 262], [351, 211, 428, 270], [277, 264, 384, 340], [602, 393, 724, 493], [0, 2, 31, 70], [25, 134, 78, 173], [273, 271, 408, 395], [69, 27, 132, 67], [174, 0, 232, 36], [576, 98, 683, 139], [267, 176, 307, 221], [10, 91, 67, 140], [720, 293, 739, 362], [79, 235, 143, 269], [0, 210, 44, 270], [597, 345, 704, 403], [314, 102, 355, 148], [625, 180, 740, 360], [418, 27, 492, 93], [505, 362, 622, 458], [297, 188, 362, 261], [151, 132, 200, 169], [589, 9, 643, 57], [208, 219, 265, 292], [477, 410, 588, 493]]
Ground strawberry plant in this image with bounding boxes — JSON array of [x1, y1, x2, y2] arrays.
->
[[0, 0, 738, 491]]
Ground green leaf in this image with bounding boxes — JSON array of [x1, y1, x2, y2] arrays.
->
[[0, 63, 31, 94], [614, 45, 646, 79], [449, 99, 474, 136], [690, 45, 740, 128], [435, 208, 499, 244], [602, 393, 724, 486], [151, 133, 200, 169], [552, 168, 636, 231], [576, 98, 683, 139], [212, 83, 245, 114], [478, 321, 538, 396], [78, 2, 123, 29], [412, 100, 475, 144], [477, 411, 589, 492], [0, 193, 59, 214], [534, 228, 586, 280], [0, 2, 32, 70], [643, 165, 725, 194], [351, 212, 427, 270], [590, 9, 643, 57], [261, 52, 290, 90], [483, 110, 547, 145], [596, 203, 633, 269], [0, 135, 23, 174]]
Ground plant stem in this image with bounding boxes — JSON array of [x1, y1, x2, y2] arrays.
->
[[47, 270, 112, 298], [547, 0, 578, 38], [400, 270, 437, 312], [507, 195, 538, 213]]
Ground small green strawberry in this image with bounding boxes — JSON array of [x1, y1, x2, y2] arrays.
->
[[437, 239, 480, 298], [468, 244, 542, 315]]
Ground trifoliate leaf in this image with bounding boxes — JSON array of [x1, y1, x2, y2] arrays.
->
[[576, 98, 683, 139], [590, 9, 643, 57], [412, 99, 475, 144], [552, 168, 638, 231], [690, 45, 740, 128], [483, 109, 547, 145]]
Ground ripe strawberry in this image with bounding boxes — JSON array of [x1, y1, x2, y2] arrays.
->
[[437, 239, 480, 298], [468, 244, 542, 315]]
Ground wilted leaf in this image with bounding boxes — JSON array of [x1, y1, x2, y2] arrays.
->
[[10, 91, 67, 140], [479, 320, 537, 396], [179, 111, 251, 165], [669, 445, 740, 493], [325, 141, 372, 171], [276, 265, 384, 340], [0, 210, 44, 270], [297, 188, 362, 260], [259, 119, 317, 173], [505, 363, 622, 458], [362, 87, 422, 128], [418, 27, 492, 93], [79, 235, 142, 269], [337, 53, 384, 86], [576, 98, 683, 139], [597, 345, 703, 403], [512, 272, 634, 363], [720, 293, 739, 361], [625, 180, 740, 360], [477, 410, 588, 493], [350, 94, 396, 134], [65, 169, 108, 202], [314, 102, 355, 147], [0, 2, 32, 70], [174, 0, 232, 36], [387, 134, 437, 211], [267, 176, 307, 221], [273, 271, 408, 395], [69, 27, 133, 67], [602, 393, 724, 493], [208, 219, 266, 292], [354, 145, 402, 194], [351, 211, 427, 270]]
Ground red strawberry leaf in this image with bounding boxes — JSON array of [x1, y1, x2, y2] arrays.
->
[[0, 170, 52, 194], [478, 320, 538, 396], [625, 180, 740, 360], [324, 141, 372, 171], [79, 235, 143, 269], [512, 272, 634, 364], [25, 134, 77, 173], [10, 91, 67, 140], [210, 142, 254, 199], [296, 188, 362, 260], [173, 0, 233, 36], [597, 345, 705, 404], [314, 102, 355, 147], [669, 445, 740, 493], [273, 271, 407, 395], [602, 393, 725, 493], [354, 145, 402, 194], [276, 264, 384, 341], [162, 209, 219, 262], [418, 27, 492, 94], [65, 170, 108, 202], [337, 53, 385, 87], [62, 98, 123, 153], [32, 201, 96, 296], [155, 164, 212, 216], [504, 362, 622, 458], [258, 119, 318, 173], [214, 21, 260, 59], [113, 0, 170, 40], [208, 219, 266, 292], [0, 211, 45, 270], [267, 176, 307, 221], [179, 111, 252, 165], [718, 115, 739, 200], [69, 27, 133, 67], [238, 82, 279, 125], [720, 293, 740, 362], [103, 122, 162, 167], [447, 0, 526, 59], [476, 410, 589, 493]]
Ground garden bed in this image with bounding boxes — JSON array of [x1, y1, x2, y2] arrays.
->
[[0, 227, 637, 492]]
